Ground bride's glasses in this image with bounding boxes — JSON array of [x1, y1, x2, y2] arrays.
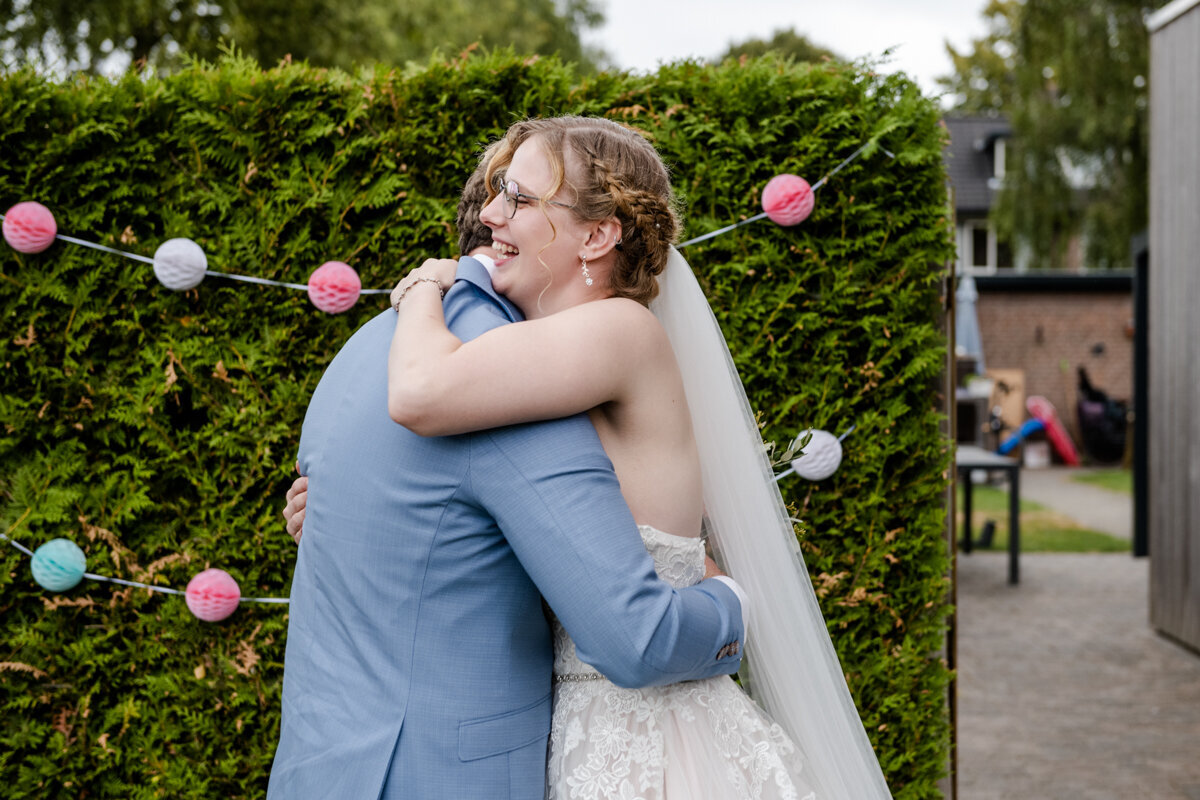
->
[[495, 176, 574, 219]]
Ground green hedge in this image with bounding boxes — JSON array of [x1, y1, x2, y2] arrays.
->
[[0, 51, 954, 798]]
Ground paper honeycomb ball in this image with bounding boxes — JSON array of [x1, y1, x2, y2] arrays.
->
[[3, 201, 58, 253], [185, 568, 241, 622], [31, 538, 88, 592], [153, 238, 208, 291], [307, 261, 361, 313], [790, 429, 843, 482], [761, 174, 815, 226]]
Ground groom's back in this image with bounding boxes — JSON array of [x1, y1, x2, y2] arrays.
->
[[269, 305, 552, 799]]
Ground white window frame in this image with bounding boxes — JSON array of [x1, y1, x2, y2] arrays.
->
[[987, 137, 1007, 191], [960, 219, 1014, 275]]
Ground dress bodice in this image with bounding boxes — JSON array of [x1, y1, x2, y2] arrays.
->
[[552, 525, 705, 678]]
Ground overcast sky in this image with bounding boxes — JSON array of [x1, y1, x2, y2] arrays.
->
[[583, 0, 993, 100]]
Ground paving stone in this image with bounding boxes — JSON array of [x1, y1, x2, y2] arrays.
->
[[955, 553, 1200, 798]]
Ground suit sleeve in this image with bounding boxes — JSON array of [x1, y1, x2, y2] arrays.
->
[[470, 420, 745, 688], [440, 272, 744, 687]]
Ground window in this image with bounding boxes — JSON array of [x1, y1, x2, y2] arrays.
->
[[996, 237, 1013, 269], [971, 226, 989, 270], [987, 137, 1007, 190], [962, 219, 1014, 274]]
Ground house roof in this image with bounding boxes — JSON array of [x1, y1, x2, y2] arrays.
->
[[943, 115, 1012, 214], [1148, 0, 1200, 32]]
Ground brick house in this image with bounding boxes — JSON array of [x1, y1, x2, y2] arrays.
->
[[943, 115, 1135, 455]]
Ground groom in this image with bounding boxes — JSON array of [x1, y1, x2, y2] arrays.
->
[[267, 162, 746, 799]]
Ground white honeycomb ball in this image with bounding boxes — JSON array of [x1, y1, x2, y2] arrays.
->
[[791, 429, 843, 481], [153, 238, 208, 290]]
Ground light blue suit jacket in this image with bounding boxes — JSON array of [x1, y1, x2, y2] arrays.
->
[[267, 257, 744, 799]]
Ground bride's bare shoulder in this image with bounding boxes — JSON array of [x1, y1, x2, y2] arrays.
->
[[562, 297, 672, 355], [560, 297, 664, 332]]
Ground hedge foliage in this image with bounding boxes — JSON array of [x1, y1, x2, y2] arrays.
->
[[0, 51, 954, 798]]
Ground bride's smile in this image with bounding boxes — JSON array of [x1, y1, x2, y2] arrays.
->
[[491, 239, 519, 260]]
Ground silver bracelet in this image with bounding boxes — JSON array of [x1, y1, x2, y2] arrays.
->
[[392, 276, 445, 311]]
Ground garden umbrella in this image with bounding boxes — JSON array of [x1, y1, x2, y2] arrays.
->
[[955, 273, 985, 373]]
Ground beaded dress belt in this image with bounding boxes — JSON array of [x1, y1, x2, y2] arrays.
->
[[554, 672, 604, 683]]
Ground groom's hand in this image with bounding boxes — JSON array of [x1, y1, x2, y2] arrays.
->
[[703, 556, 749, 646], [283, 471, 309, 544]]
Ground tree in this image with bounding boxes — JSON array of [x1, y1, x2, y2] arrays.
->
[[939, 1, 1022, 114], [0, 0, 605, 75], [716, 28, 839, 65], [939, 0, 1167, 270]]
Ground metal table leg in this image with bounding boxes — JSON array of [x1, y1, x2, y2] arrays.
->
[[1008, 465, 1020, 584]]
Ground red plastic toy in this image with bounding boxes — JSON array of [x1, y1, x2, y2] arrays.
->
[[1026, 395, 1080, 466]]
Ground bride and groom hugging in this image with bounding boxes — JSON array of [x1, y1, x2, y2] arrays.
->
[[268, 116, 891, 799]]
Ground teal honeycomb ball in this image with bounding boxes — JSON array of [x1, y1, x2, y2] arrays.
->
[[31, 538, 88, 591]]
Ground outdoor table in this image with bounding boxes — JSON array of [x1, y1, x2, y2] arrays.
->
[[956, 444, 1021, 584]]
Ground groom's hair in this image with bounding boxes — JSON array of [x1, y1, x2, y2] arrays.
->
[[456, 145, 498, 255]]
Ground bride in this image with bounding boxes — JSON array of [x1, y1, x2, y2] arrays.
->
[[387, 116, 892, 799]]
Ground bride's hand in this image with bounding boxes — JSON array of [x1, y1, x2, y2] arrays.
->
[[390, 258, 458, 309], [412, 258, 458, 288]]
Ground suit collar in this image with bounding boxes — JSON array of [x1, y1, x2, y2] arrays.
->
[[456, 256, 524, 322]]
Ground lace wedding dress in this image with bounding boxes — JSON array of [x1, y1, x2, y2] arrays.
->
[[546, 525, 818, 800]]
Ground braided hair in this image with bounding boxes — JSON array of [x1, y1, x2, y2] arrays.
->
[[483, 116, 680, 305]]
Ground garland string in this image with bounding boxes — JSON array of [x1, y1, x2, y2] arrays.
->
[[2, 139, 894, 289], [2, 531, 289, 605], [679, 142, 893, 249]]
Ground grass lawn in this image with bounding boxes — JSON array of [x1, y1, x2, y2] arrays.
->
[[1070, 468, 1132, 495], [956, 484, 1129, 553]]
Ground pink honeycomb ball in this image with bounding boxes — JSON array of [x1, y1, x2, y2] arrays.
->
[[185, 568, 241, 622], [762, 174, 815, 226], [307, 261, 362, 313], [3, 201, 58, 253]]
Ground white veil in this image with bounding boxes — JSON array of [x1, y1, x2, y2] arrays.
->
[[650, 248, 893, 799]]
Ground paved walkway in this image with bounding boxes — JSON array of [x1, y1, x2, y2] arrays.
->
[[1013, 466, 1133, 539], [955, 549, 1200, 798]]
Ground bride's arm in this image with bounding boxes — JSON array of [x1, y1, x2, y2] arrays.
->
[[387, 262, 658, 437]]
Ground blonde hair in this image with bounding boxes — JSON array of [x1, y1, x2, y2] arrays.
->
[[483, 116, 680, 305]]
